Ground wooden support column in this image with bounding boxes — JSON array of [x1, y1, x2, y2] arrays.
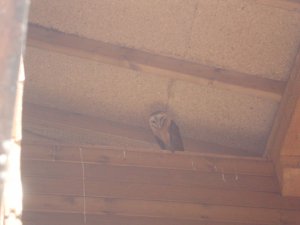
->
[[278, 100, 300, 196], [0, 0, 29, 224]]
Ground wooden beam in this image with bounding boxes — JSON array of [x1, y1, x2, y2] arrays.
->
[[277, 155, 300, 196], [23, 211, 83, 225], [257, 0, 300, 12], [0, 1, 29, 224], [22, 101, 153, 146], [266, 46, 300, 196], [22, 176, 300, 210], [22, 194, 300, 224], [84, 214, 296, 225], [281, 100, 300, 156], [22, 102, 263, 157], [26, 23, 285, 100], [22, 211, 266, 225], [21, 144, 274, 176], [21, 159, 278, 193], [266, 43, 300, 162], [21, 143, 300, 225]]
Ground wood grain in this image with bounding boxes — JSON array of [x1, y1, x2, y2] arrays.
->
[[26, 23, 285, 100], [22, 102, 264, 156], [22, 211, 83, 225], [22, 176, 300, 210], [266, 47, 300, 160], [22, 211, 269, 225], [257, 0, 300, 11], [21, 144, 300, 225], [21, 143, 274, 176], [265, 46, 300, 196], [22, 177, 83, 196], [21, 159, 278, 193], [23, 194, 82, 213], [281, 100, 300, 156], [23, 194, 300, 224]]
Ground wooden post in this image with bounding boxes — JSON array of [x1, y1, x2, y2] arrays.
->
[[0, 0, 29, 224]]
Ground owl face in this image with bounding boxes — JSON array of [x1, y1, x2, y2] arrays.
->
[[149, 111, 184, 151], [149, 111, 167, 130]]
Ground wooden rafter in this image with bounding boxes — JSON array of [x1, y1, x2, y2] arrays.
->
[[22, 102, 263, 157], [26, 23, 285, 100], [257, 0, 300, 11], [266, 46, 300, 196]]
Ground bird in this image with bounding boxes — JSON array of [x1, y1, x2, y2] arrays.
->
[[149, 111, 184, 152]]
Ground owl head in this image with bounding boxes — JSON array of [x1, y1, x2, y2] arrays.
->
[[149, 111, 168, 130]]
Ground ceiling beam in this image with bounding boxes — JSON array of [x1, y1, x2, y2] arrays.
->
[[266, 46, 300, 196], [257, 0, 300, 11], [22, 102, 263, 157], [26, 23, 285, 100]]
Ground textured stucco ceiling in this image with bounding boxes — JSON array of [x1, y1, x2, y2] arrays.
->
[[23, 0, 300, 156], [28, 0, 300, 80]]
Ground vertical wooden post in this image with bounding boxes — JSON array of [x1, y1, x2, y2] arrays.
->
[[0, 0, 29, 224]]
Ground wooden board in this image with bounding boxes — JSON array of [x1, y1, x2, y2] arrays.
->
[[22, 102, 264, 156], [21, 144, 300, 225], [21, 159, 278, 193], [26, 23, 285, 100], [265, 45, 300, 196], [281, 100, 300, 155], [21, 144, 274, 176], [22, 176, 300, 210], [257, 0, 300, 11], [22, 211, 268, 225], [22, 211, 84, 225], [23, 194, 300, 224]]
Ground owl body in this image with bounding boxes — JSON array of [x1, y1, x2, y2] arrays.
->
[[149, 111, 184, 152]]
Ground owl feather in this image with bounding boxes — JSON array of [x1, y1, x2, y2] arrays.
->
[[149, 111, 184, 152]]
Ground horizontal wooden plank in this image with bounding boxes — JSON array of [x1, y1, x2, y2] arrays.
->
[[24, 194, 300, 224], [21, 159, 278, 192], [85, 180, 300, 210], [22, 211, 269, 225], [257, 0, 300, 12], [22, 144, 81, 162], [86, 214, 271, 225], [86, 197, 281, 224], [21, 160, 82, 178], [281, 209, 300, 225], [21, 144, 274, 176], [23, 194, 83, 213], [22, 177, 83, 196], [22, 176, 300, 210], [22, 101, 154, 148], [27, 23, 285, 100], [84, 163, 278, 193], [22, 211, 83, 225], [22, 103, 264, 156]]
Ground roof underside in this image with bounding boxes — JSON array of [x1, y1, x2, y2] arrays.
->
[[23, 0, 300, 157]]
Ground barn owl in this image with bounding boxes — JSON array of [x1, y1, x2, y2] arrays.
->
[[149, 111, 184, 152]]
